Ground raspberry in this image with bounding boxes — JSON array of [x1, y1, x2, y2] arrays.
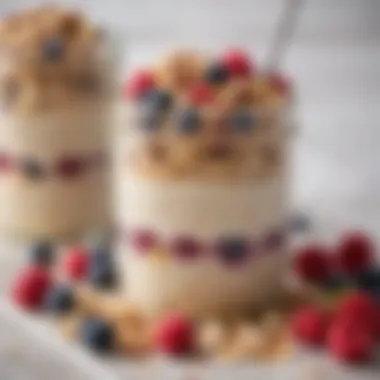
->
[[189, 83, 214, 105], [63, 246, 90, 281], [328, 322, 373, 363], [124, 70, 155, 99], [336, 292, 377, 332], [336, 231, 373, 275], [131, 229, 157, 252], [291, 306, 330, 346], [153, 313, 194, 355], [11, 266, 53, 310], [293, 244, 330, 282], [221, 48, 253, 77]]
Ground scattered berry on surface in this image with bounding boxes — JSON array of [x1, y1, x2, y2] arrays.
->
[[80, 318, 114, 353], [63, 246, 90, 281], [29, 241, 55, 267], [45, 284, 75, 315]]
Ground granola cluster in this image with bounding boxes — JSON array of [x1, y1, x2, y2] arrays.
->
[[0, 5, 112, 115]]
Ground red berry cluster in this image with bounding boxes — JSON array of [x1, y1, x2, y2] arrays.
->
[[293, 231, 374, 282], [11, 245, 90, 310], [291, 292, 380, 364]]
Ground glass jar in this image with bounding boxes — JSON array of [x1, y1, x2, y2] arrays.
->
[[117, 50, 295, 317], [0, 6, 120, 241]]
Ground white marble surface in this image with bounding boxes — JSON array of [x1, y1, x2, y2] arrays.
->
[[0, 0, 380, 379]]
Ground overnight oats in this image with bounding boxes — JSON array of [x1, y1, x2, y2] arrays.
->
[[0, 6, 118, 241], [117, 49, 296, 317]]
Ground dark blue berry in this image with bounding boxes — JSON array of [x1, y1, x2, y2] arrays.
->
[[356, 268, 380, 291], [21, 159, 45, 180], [229, 110, 256, 132], [29, 241, 55, 267], [42, 38, 65, 61], [143, 90, 172, 112], [45, 285, 75, 315], [178, 109, 201, 134], [80, 318, 114, 353], [217, 237, 250, 265], [89, 247, 117, 289], [204, 63, 229, 84]]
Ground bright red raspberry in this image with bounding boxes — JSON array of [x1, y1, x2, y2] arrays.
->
[[336, 231, 374, 275], [124, 69, 155, 99], [336, 292, 377, 332], [11, 266, 53, 310], [291, 306, 330, 346], [153, 313, 194, 355], [328, 321, 373, 363], [222, 48, 254, 77], [63, 246, 90, 281], [293, 244, 331, 282]]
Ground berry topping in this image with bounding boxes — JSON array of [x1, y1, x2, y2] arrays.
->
[[336, 292, 377, 329], [45, 284, 75, 315], [228, 109, 257, 133], [80, 318, 114, 353], [125, 70, 155, 99], [131, 230, 157, 252], [327, 322, 373, 363], [221, 49, 253, 77], [336, 231, 374, 275], [216, 237, 250, 265], [143, 89, 172, 112], [63, 246, 90, 281], [291, 306, 330, 346], [268, 73, 291, 95], [55, 156, 86, 179], [189, 83, 215, 105], [11, 266, 53, 310], [29, 241, 55, 267], [171, 236, 202, 260], [153, 313, 194, 355], [21, 159, 45, 180], [293, 244, 330, 282], [177, 108, 201, 134], [204, 63, 229, 85], [42, 38, 65, 61], [0, 153, 13, 172]]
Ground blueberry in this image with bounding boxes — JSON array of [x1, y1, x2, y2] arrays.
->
[[143, 90, 172, 112], [229, 110, 256, 132], [80, 318, 114, 353], [29, 241, 55, 267], [178, 109, 201, 134], [42, 38, 65, 61], [204, 63, 229, 84], [89, 247, 117, 289], [217, 237, 250, 265], [356, 268, 380, 291], [21, 159, 45, 180], [45, 285, 75, 315]]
